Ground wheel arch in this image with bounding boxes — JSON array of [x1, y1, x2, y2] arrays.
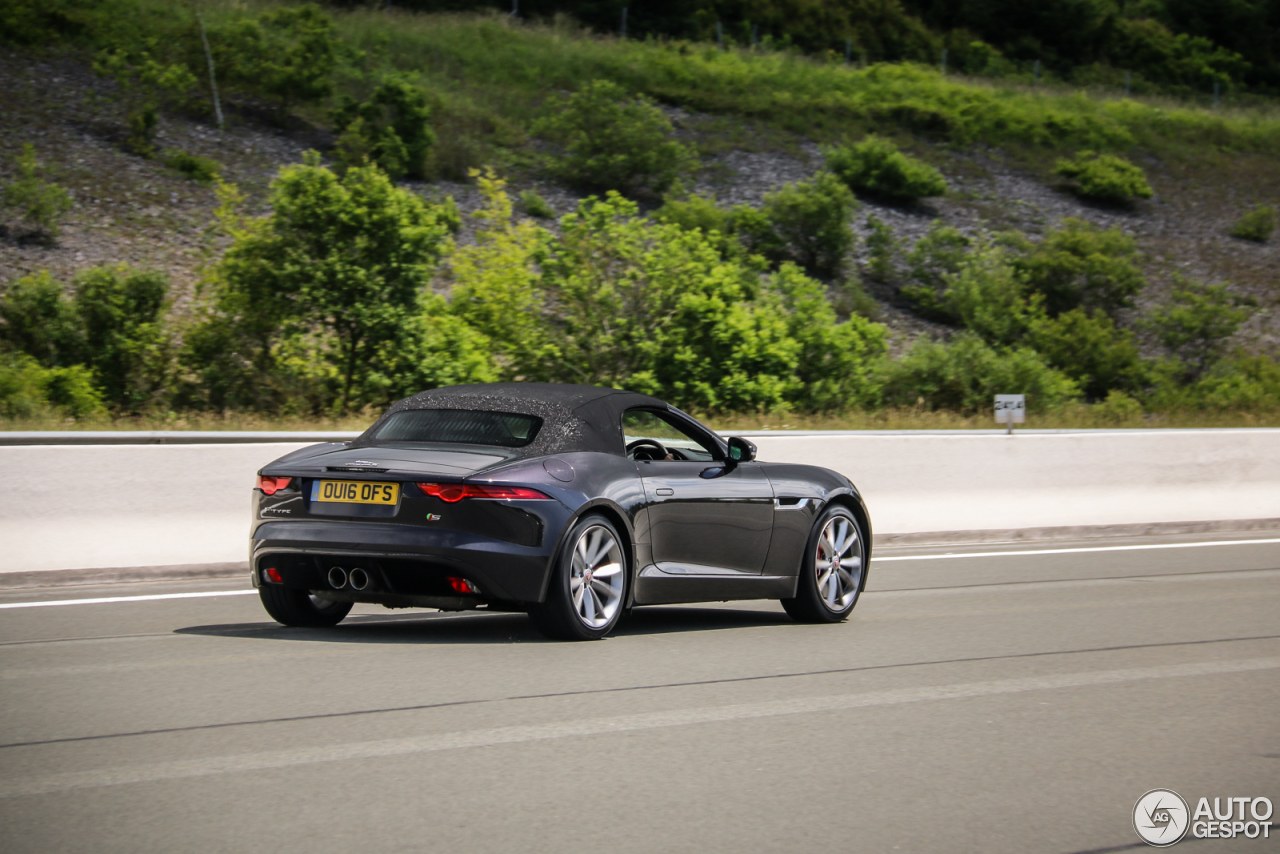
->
[[824, 489, 873, 564], [536, 499, 635, 604]]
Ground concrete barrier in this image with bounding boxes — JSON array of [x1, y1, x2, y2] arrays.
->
[[1, 429, 1277, 578]]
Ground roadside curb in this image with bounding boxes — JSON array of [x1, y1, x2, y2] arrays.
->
[[3, 518, 1277, 590], [0, 562, 249, 590]]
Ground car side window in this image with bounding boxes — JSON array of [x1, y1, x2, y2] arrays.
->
[[622, 410, 718, 462]]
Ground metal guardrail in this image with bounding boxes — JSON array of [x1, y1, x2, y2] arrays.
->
[[0, 427, 1277, 445]]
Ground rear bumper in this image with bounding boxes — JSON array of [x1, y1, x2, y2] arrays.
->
[[251, 520, 557, 603]]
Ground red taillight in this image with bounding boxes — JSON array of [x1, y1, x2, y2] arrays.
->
[[263, 567, 283, 584], [446, 576, 480, 594], [257, 476, 292, 496], [416, 483, 551, 502]]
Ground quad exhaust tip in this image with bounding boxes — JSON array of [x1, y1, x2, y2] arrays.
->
[[348, 567, 370, 591], [327, 566, 348, 589]]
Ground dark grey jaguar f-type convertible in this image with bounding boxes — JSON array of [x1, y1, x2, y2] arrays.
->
[[251, 383, 870, 640]]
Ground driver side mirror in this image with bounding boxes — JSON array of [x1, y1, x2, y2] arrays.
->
[[726, 436, 757, 463]]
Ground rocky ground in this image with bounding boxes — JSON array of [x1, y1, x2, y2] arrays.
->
[[2, 48, 1277, 355]]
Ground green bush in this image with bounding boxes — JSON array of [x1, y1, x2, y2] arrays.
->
[[1093, 389, 1145, 425], [824, 136, 947, 203], [832, 276, 882, 322], [162, 149, 221, 184], [0, 353, 101, 419], [93, 46, 197, 157], [533, 79, 695, 197], [772, 264, 888, 411], [882, 332, 1080, 413], [653, 187, 753, 262], [863, 214, 900, 283], [1147, 280, 1252, 380], [937, 241, 1040, 347], [0, 354, 103, 420], [1014, 218, 1145, 317], [1029, 308, 1146, 400], [331, 78, 435, 180], [70, 265, 172, 412], [0, 270, 85, 366], [1230, 205, 1277, 243], [899, 221, 971, 320], [1145, 355, 1280, 413], [518, 190, 556, 220], [1053, 151, 1153, 205], [654, 186, 737, 237], [0, 266, 171, 413], [742, 172, 859, 279], [2, 144, 73, 239]]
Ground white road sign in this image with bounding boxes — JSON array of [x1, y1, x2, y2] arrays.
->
[[995, 394, 1026, 424]]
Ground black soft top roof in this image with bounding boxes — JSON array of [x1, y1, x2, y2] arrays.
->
[[354, 382, 671, 456]]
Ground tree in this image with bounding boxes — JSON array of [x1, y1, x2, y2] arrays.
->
[[204, 154, 456, 411], [447, 168, 551, 380]]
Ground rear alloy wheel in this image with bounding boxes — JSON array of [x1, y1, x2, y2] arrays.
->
[[782, 505, 866, 623], [529, 514, 627, 640], [259, 586, 353, 628]]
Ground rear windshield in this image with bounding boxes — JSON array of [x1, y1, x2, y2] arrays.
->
[[369, 409, 543, 448]]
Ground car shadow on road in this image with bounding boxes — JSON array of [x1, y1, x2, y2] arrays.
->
[[174, 604, 794, 644]]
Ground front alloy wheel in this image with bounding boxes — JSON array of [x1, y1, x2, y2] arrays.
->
[[529, 514, 627, 640], [782, 506, 866, 623]]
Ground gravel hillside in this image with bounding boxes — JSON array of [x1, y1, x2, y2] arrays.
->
[[2, 49, 1277, 355]]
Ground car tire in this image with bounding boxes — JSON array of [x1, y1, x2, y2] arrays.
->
[[781, 504, 867, 624], [528, 513, 628, 641], [259, 586, 353, 628]]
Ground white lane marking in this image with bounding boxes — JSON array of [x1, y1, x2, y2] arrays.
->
[[874, 537, 1280, 562], [0, 590, 257, 610], [1, 656, 1274, 798]]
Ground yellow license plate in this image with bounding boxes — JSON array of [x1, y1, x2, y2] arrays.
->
[[314, 480, 400, 505]]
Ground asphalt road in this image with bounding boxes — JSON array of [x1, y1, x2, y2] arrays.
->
[[1, 533, 1278, 853]]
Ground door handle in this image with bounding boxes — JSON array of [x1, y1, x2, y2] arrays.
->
[[655, 488, 674, 496]]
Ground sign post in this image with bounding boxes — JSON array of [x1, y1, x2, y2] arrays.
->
[[995, 394, 1025, 435]]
